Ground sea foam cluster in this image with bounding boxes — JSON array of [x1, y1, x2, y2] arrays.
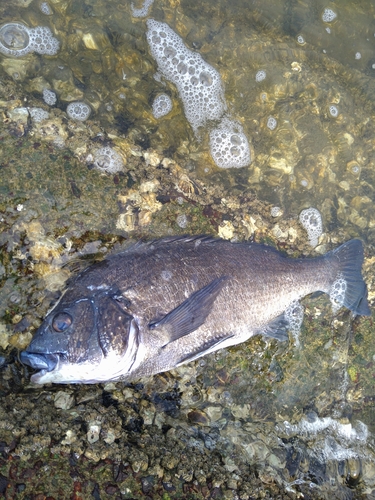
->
[[329, 275, 347, 313], [267, 116, 277, 130], [43, 88, 57, 106], [152, 94, 172, 118], [66, 102, 91, 121], [40, 2, 53, 15], [285, 300, 304, 346], [322, 8, 337, 23], [299, 207, 323, 247], [329, 105, 339, 118], [146, 19, 226, 136], [131, 0, 154, 17], [255, 70, 266, 82], [29, 107, 49, 122], [209, 117, 251, 169], [146, 19, 251, 169], [93, 147, 124, 173], [0, 22, 59, 57]]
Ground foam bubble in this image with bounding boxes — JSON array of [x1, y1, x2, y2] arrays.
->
[[0, 23, 30, 57], [152, 94, 172, 118], [131, 0, 154, 17], [43, 88, 56, 106], [270, 206, 282, 217], [255, 70, 266, 82], [299, 207, 322, 247], [267, 116, 277, 130], [285, 300, 304, 347], [296, 35, 305, 45], [176, 214, 188, 228], [209, 117, 251, 169], [29, 107, 49, 122], [0, 22, 60, 58], [40, 2, 52, 15], [66, 101, 91, 121], [146, 19, 226, 136], [329, 274, 347, 313], [322, 8, 337, 23], [329, 104, 339, 118], [28, 26, 59, 55], [93, 147, 124, 173]]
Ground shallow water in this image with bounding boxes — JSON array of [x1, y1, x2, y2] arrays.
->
[[0, 0, 375, 498]]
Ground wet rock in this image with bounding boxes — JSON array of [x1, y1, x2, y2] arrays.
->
[[54, 391, 75, 410], [87, 422, 101, 444], [231, 404, 251, 420], [161, 452, 179, 470], [61, 429, 77, 446], [205, 406, 222, 422], [129, 450, 149, 472], [187, 409, 210, 425], [141, 475, 155, 494]]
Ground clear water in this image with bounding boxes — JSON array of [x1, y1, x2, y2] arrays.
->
[[0, 0, 375, 498]]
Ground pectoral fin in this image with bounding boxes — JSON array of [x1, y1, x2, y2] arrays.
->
[[176, 333, 235, 366], [149, 277, 227, 346]]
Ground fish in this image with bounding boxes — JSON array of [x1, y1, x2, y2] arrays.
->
[[20, 236, 370, 384]]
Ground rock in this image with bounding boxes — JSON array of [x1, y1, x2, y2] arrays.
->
[[54, 391, 75, 410]]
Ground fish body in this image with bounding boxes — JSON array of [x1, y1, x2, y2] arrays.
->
[[20, 236, 370, 384]]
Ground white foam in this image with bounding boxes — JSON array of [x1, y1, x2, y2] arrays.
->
[[255, 70, 266, 82], [279, 416, 368, 443], [43, 88, 56, 106], [267, 116, 277, 130], [209, 117, 251, 168], [270, 206, 281, 217], [299, 208, 322, 247], [131, 0, 154, 17], [146, 19, 227, 136], [152, 94, 172, 118], [329, 274, 347, 313], [322, 8, 337, 23], [284, 300, 304, 347], [329, 104, 339, 118], [29, 107, 49, 122], [93, 147, 124, 173], [176, 214, 188, 228], [40, 2, 53, 15], [66, 101, 91, 121]]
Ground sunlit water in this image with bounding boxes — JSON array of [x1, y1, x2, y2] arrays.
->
[[0, 0, 375, 498]]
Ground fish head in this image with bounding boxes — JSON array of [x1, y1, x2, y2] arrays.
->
[[20, 287, 140, 384]]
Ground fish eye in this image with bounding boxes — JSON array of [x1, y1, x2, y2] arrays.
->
[[52, 312, 72, 332]]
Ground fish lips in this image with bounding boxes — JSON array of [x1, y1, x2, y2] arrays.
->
[[20, 351, 59, 373]]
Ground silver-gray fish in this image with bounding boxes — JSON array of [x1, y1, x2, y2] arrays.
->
[[20, 236, 370, 384]]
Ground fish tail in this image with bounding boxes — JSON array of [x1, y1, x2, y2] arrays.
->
[[326, 239, 371, 316]]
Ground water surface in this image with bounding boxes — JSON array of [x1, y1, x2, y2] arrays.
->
[[0, 0, 375, 498]]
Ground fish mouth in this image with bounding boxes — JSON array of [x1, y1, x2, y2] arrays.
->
[[20, 351, 59, 374]]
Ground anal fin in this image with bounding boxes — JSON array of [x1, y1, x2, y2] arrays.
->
[[260, 314, 289, 341], [260, 301, 304, 342]]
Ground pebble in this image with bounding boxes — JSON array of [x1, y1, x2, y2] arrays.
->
[[87, 422, 101, 444], [54, 391, 75, 410]]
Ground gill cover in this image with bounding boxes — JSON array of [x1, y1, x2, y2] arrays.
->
[[21, 288, 138, 369]]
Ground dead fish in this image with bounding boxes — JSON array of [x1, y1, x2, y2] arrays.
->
[[20, 236, 370, 384]]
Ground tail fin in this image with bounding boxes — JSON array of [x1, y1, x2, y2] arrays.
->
[[326, 239, 371, 316]]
